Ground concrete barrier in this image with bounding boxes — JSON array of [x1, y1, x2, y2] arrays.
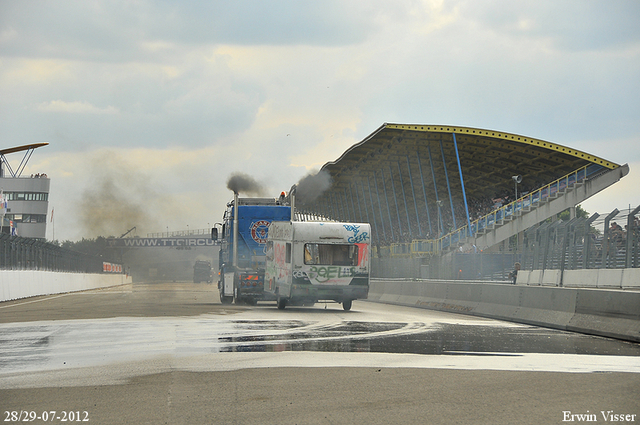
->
[[441, 283, 481, 313], [563, 269, 598, 288], [534, 268, 640, 289], [541, 269, 561, 286], [514, 286, 577, 329], [475, 284, 521, 320], [376, 279, 405, 304], [367, 279, 385, 301], [622, 268, 640, 288], [597, 269, 624, 289], [528, 270, 542, 286], [569, 288, 640, 341], [368, 278, 640, 342], [396, 281, 421, 306], [0, 270, 132, 302], [515, 270, 530, 285]]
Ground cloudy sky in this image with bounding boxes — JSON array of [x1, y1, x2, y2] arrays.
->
[[1, 0, 639, 241]]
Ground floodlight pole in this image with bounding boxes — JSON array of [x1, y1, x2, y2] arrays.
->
[[436, 200, 443, 237]]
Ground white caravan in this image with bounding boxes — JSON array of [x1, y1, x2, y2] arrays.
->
[[264, 221, 371, 311]]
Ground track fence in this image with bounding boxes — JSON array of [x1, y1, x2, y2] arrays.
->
[[0, 234, 121, 273]]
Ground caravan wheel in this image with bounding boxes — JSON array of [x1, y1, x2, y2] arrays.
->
[[277, 296, 288, 310], [342, 299, 352, 311]]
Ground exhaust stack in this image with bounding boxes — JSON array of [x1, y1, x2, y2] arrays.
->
[[233, 191, 239, 268]]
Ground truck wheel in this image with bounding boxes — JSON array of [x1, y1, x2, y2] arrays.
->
[[277, 296, 287, 310], [342, 299, 352, 311]]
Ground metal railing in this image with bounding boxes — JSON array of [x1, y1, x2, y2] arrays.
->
[[434, 164, 602, 253], [147, 228, 212, 238]]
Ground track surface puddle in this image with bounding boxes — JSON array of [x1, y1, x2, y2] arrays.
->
[[3, 317, 639, 374]]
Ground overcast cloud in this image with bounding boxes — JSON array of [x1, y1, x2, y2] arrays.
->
[[1, 0, 638, 241]]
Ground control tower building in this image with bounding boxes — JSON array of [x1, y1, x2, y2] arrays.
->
[[0, 143, 50, 239]]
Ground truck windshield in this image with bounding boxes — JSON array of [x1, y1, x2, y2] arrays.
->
[[304, 243, 358, 266]]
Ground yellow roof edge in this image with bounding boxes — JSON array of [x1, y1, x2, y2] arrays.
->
[[384, 123, 620, 170]]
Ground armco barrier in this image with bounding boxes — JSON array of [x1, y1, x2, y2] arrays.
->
[[0, 271, 132, 302], [368, 278, 640, 342]]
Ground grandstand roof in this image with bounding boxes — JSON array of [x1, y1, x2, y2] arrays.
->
[[298, 123, 623, 243]]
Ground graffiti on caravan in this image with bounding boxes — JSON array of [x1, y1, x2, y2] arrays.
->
[[107, 238, 217, 248]]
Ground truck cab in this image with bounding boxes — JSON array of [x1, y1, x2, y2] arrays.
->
[[193, 260, 212, 283], [216, 197, 291, 304]]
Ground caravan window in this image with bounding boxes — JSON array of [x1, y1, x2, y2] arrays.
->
[[304, 244, 358, 266]]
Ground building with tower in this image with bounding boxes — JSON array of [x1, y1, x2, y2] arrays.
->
[[0, 143, 50, 239]]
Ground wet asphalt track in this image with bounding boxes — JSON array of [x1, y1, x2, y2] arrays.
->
[[1, 282, 639, 425]]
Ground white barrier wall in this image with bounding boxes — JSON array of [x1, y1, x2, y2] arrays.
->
[[368, 276, 640, 342], [0, 271, 132, 302], [519, 269, 639, 289], [621, 268, 640, 288]]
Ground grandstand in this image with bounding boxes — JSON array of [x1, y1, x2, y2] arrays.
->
[[295, 123, 629, 261]]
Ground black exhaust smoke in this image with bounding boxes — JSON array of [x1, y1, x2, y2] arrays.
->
[[226, 172, 265, 196], [295, 170, 332, 204]]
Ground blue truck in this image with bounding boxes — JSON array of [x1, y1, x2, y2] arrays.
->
[[214, 196, 291, 304]]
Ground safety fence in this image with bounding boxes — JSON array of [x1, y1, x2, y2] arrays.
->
[[374, 206, 639, 281], [437, 164, 606, 253], [0, 234, 121, 273], [373, 252, 519, 281], [520, 206, 640, 271], [385, 164, 609, 256]]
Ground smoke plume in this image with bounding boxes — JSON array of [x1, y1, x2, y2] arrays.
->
[[78, 151, 162, 238], [226, 172, 266, 196], [295, 170, 332, 204]]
